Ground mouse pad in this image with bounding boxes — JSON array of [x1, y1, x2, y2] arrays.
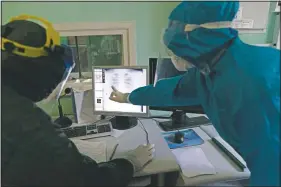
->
[[162, 129, 204, 149]]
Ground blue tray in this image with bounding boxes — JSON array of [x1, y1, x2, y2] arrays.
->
[[162, 129, 204, 149]]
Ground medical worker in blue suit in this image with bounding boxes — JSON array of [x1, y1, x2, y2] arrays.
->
[[109, 1, 280, 186]]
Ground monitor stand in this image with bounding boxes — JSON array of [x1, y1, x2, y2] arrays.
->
[[158, 110, 211, 131], [109, 116, 138, 130]]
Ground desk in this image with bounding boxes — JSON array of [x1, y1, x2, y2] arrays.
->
[[86, 119, 179, 176], [152, 112, 250, 185], [86, 118, 179, 186], [176, 127, 250, 186], [82, 115, 250, 186]]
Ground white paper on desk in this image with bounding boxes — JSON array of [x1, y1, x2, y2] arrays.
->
[[172, 147, 216, 178], [72, 139, 107, 163]]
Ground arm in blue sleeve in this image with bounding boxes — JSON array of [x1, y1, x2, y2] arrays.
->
[[128, 68, 200, 107]]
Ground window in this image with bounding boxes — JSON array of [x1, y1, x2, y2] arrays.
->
[[55, 22, 136, 78]]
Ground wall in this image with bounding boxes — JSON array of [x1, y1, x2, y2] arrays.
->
[[2, 1, 278, 62], [2, 1, 278, 117], [3, 1, 278, 62], [238, 1, 278, 44]]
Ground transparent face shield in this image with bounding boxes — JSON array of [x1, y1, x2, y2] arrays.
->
[[56, 64, 75, 100], [154, 22, 193, 86], [154, 56, 188, 87], [43, 45, 76, 104], [55, 44, 76, 101]]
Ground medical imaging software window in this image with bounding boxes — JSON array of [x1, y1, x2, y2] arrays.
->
[[93, 68, 147, 114]]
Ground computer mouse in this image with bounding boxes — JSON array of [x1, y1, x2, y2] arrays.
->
[[174, 131, 185, 144]]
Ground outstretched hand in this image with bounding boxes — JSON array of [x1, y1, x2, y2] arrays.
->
[[109, 86, 129, 103]]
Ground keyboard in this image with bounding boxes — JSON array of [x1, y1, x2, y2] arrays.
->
[[62, 120, 113, 139]]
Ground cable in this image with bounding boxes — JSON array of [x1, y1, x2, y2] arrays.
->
[[138, 118, 149, 145]]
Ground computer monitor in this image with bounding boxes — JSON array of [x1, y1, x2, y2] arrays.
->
[[149, 58, 210, 131], [92, 66, 149, 130], [71, 89, 101, 124]]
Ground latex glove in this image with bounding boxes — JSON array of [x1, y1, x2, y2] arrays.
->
[[109, 86, 130, 103], [115, 144, 155, 172]]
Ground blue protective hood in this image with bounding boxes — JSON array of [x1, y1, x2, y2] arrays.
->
[[164, 1, 239, 67]]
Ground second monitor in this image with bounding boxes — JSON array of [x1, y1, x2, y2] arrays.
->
[[92, 66, 149, 130], [149, 58, 211, 131]]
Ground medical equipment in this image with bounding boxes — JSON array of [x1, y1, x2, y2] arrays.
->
[[149, 58, 211, 131], [92, 66, 149, 130]]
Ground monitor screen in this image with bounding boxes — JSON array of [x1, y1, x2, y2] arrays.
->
[[92, 66, 149, 117], [149, 58, 185, 84], [149, 58, 205, 114]]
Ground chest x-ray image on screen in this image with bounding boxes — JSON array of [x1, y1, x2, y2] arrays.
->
[[92, 66, 148, 117]]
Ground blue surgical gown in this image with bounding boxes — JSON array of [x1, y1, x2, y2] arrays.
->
[[129, 38, 280, 186]]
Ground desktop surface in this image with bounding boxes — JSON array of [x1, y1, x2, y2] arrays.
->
[[85, 118, 250, 185]]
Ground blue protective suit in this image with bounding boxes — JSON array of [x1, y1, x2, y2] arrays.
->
[[129, 2, 280, 185], [130, 38, 280, 186]]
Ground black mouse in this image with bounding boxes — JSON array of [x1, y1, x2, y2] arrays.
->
[[174, 131, 185, 144]]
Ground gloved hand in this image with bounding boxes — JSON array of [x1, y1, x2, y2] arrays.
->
[[114, 144, 155, 173], [109, 86, 130, 103]]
